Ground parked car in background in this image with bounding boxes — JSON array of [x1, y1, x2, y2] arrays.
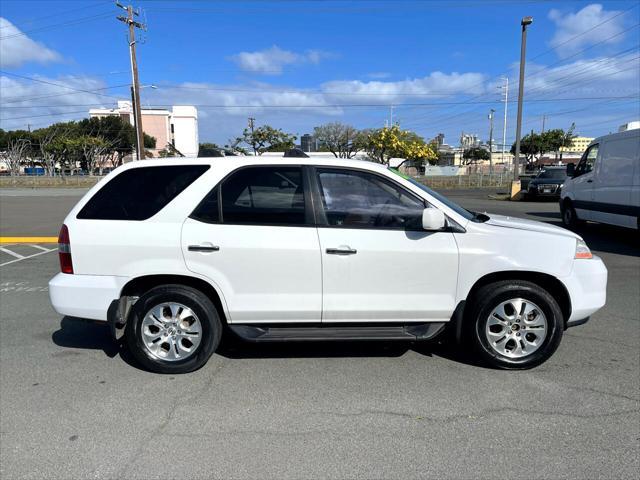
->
[[526, 166, 567, 200], [49, 157, 607, 374], [561, 129, 640, 230]]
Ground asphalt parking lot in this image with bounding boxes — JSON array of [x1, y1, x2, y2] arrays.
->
[[0, 187, 638, 480]]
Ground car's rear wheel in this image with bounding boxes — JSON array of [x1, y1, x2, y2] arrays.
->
[[125, 284, 221, 374], [467, 280, 563, 369]]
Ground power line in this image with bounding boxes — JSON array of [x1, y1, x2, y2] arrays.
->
[[1, 95, 637, 122], [0, 71, 123, 101], [398, 19, 640, 128], [0, 12, 114, 40], [0, 1, 112, 29], [0, 83, 132, 105]]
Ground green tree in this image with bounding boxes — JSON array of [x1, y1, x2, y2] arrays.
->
[[462, 147, 490, 165], [236, 124, 297, 155], [511, 132, 544, 166], [363, 125, 437, 165], [198, 142, 223, 157], [558, 123, 576, 162]]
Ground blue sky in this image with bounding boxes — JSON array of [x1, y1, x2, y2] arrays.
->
[[1, 0, 639, 148]]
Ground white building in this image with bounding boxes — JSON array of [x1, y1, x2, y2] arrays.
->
[[89, 101, 199, 158]]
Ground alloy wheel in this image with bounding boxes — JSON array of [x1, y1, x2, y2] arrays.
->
[[140, 302, 202, 361], [485, 298, 547, 359]]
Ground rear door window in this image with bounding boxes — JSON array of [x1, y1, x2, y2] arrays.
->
[[77, 165, 209, 220], [217, 166, 308, 225]]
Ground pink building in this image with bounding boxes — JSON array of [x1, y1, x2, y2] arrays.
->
[[89, 101, 199, 158]]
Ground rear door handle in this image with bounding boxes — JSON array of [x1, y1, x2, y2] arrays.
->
[[326, 247, 357, 255], [188, 245, 220, 252], [586, 179, 593, 183]]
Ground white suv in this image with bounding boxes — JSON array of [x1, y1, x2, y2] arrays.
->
[[49, 157, 607, 373]]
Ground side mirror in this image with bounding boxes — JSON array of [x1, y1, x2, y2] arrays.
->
[[566, 163, 575, 177], [422, 208, 446, 231]]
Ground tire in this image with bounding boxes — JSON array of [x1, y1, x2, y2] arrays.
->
[[561, 200, 581, 229], [466, 280, 564, 370], [125, 284, 221, 374]]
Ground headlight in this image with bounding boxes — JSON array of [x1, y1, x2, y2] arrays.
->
[[575, 238, 593, 259]]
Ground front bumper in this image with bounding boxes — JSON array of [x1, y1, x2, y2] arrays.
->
[[49, 273, 128, 321], [561, 255, 608, 323], [529, 184, 562, 196]]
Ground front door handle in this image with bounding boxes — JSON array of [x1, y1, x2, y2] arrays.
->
[[188, 245, 220, 252], [586, 179, 593, 183], [326, 247, 357, 255]]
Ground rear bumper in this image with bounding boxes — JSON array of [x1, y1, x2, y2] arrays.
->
[[561, 255, 608, 323], [49, 273, 128, 321]]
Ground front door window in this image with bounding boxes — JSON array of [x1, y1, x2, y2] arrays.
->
[[316, 169, 425, 229]]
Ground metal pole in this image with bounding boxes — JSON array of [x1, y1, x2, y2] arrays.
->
[[488, 108, 495, 174], [513, 16, 532, 181], [501, 76, 508, 168]]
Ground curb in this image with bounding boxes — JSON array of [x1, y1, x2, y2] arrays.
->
[[0, 237, 58, 244]]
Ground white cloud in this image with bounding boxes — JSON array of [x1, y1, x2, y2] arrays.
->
[[520, 53, 639, 95], [548, 4, 626, 57], [321, 71, 487, 103], [0, 17, 62, 68], [230, 45, 330, 74], [0, 75, 117, 130]]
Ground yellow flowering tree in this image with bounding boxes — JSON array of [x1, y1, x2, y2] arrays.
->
[[364, 125, 437, 166]]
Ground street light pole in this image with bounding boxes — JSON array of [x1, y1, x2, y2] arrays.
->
[[513, 16, 532, 181], [500, 76, 508, 166], [488, 108, 495, 174]]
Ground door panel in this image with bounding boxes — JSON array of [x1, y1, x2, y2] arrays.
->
[[592, 137, 638, 228], [318, 228, 459, 322], [573, 144, 599, 221], [182, 165, 322, 324], [313, 167, 459, 323], [182, 220, 321, 323]]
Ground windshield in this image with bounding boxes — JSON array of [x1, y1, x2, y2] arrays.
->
[[388, 168, 475, 221], [537, 168, 566, 179]]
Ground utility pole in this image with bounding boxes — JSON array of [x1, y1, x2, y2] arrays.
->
[[389, 105, 394, 127], [500, 76, 508, 166], [541, 114, 546, 133], [248, 117, 256, 155], [488, 109, 495, 174], [513, 16, 533, 181], [117, 2, 146, 161]]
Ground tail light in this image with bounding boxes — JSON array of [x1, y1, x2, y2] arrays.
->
[[58, 224, 73, 274]]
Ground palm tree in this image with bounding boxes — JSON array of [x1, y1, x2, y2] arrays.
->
[[559, 123, 576, 162]]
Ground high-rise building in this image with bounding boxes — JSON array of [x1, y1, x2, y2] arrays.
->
[[300, 133, 316, 152]]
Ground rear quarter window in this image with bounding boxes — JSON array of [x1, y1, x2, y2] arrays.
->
[[77, 165, 209, 220]]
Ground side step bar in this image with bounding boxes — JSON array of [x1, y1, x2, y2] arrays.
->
[[229, 323, 445, 342]]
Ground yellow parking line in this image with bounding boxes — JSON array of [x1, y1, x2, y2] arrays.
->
[[0, 237, 58, 244]]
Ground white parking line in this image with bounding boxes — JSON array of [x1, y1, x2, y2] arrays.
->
[[0, 247, 24, 259], [0, 248, 57, 267], [30, 244, 52, 252]]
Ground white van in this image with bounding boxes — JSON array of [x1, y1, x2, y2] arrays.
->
[[561, 129, 640, 230]]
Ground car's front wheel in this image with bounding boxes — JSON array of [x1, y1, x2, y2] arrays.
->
[[467, 280, 564, 369], [125, 284, 221, 374]]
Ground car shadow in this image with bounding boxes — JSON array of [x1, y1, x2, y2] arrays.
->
[[526, 212, 639, 258], [50, 318, 483, 369], [51, 316, 138, 368], [216, 331, 483, 367]]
